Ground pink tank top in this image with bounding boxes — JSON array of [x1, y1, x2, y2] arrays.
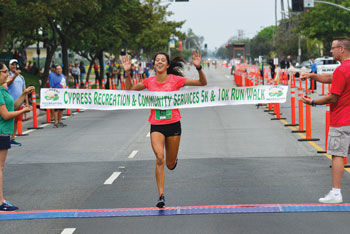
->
[[142, 74, 187, 125]]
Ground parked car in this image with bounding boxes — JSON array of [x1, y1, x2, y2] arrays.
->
[[292, 60, 312, 73], [315, 57, 340, 74], [292, 57, 340, 74]]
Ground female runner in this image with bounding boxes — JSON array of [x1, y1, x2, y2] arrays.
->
[[124, 51, 207, 208]]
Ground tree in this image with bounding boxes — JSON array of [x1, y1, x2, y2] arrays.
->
[[249, 26, 275, 58], [71, 0, 137, 81], [0, 1, 61, 86], [298, 0, 350, 54], [134, 0, 184, 58], [184, 28, 204, 50]]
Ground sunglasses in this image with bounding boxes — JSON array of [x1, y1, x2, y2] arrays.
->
[[0, 70, 9, 74], [331, 46, 342, 50]]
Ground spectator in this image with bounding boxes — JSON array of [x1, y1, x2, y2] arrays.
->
[[286, 55, 292, 69], [230, 63, 235, 75], [71, 63, 80, 87], [310, 58, 317, 91], [68, 62, 74, 83], [49, 65, 67, 128], [280, 57, 286, 69], [30, 62, 39, 75], [268, 57, 275, 79], [47, 65, 56, 122], [93, 61, 100, 85], [0, 62, 34, 211], [300, 37, 350, 204], [79, 61, 86, 86], [116, 64, 122, 87], [26, 61, 32, 71], [143, 63, 150, 78], [6, 59, 27, 146], [17, 53, 24, 69]]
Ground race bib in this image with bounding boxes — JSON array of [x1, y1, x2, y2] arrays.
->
[[155, 110, 172, 120]]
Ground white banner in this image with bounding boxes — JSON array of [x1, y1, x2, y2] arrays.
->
[[40, 86, 288, 110]]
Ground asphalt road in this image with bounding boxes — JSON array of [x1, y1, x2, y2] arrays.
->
[[1, 65, 350, 234]]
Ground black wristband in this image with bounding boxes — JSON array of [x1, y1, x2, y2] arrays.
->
[[196, 65, 202, 71], [311, 100, 316, 106]]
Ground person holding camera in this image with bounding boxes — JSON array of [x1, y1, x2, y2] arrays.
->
[[0, 62, 34, 211], [7, 59, 28, 146]]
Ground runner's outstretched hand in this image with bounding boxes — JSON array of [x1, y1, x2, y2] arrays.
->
[[122, 54, 132, 72], [192, 50, 202, 69]]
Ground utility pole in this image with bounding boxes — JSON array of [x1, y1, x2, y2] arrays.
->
[[280, 0, 285, 19], [273, 0, 277, 48], [298, 35, 301, 64]]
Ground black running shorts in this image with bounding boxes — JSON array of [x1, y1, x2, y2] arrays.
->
[[150, 121, 181, 138], [0, 136, 11, 150]]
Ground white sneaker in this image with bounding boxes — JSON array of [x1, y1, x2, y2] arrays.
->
[[319, 190, 343, 204]]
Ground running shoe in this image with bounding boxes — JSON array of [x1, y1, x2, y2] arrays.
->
[[53, 123, 60, 128], [156, 194, 165, 208], [0, 200, 18, 211], [169, 158, 178, 171], [319, 190, 343, 203], [10, 139, 22, 146], [58, 122, 67, 127]]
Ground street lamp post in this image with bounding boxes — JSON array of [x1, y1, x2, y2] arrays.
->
[[313, 1, 350, 12], [302, 0, 350, 12]]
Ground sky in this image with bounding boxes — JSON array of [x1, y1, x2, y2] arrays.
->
[[166, 0, 287, 51]]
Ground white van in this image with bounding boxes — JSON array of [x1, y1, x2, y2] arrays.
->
[[315, 57, 340, 74]]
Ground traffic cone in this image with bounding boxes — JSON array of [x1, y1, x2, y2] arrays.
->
[[16, 118, 28, 136], [291, 87, 306, 133], [298, 92, 320, 142], [27, 91, 43, 130], [284, 77, 298, 127]]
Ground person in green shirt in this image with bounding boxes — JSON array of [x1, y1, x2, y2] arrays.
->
[[0, 63, 34, 211]]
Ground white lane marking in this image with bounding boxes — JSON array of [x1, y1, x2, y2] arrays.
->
[[39, 123, 50, 128], [22, 129, 35, 135], [72, 112, 78, 115], [104, 172, 121, 185], [225, 75, 231, 79], [128, 150, 138, 159], [61, 228, 76, 234], [118, 166, 125, 169], [146, 132, 150, 137], [62, 116, 69, 119]]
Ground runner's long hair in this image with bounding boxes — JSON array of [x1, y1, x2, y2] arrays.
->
[[0, 63, 5, 70], [153, 52, 184, 77]]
